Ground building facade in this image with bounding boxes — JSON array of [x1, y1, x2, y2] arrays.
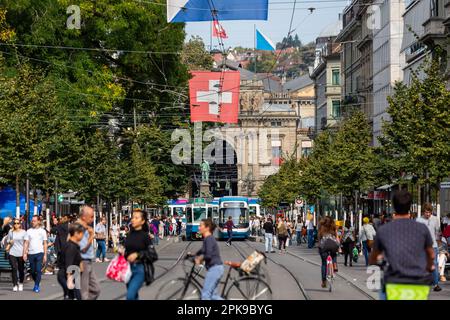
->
[[310, 19, 343, 133]]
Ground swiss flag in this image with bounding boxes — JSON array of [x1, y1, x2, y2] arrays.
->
[[189, 71, 240, 123], [212, 21, 228, 39]]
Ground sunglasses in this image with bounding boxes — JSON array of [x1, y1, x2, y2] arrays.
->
[[14, 222, 20, 225]]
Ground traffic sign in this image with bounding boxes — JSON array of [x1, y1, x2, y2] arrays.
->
[[57, 194, 64, 202], [295, 198, 304, 206]]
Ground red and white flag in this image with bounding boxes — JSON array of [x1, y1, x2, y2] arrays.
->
[[189, 71, 240, 123], [212, 20, 228, 39]]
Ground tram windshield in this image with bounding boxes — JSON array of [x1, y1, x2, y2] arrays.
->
[[186, 206, 207, 223], [219, 207, 248, 226], [172, 206, 185, 216], [249, 205, 257, 217]]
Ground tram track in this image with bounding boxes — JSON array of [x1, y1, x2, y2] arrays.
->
[[237, 241, 311, 300]]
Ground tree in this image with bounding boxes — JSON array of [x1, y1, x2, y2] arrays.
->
[[181, 36, 213, 71], [379, 57, 450, 201]]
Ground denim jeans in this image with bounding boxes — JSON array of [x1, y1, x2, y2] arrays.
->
[[296, 231, 302, 245], [226, 231, 233, 244], [319, 249, 337, 281], [153, 233, 159, 245], [28, 252, 44, 287], [126, 263, 145, 300], [202, 264, 224, 300], [264, 233, 273, 252], [96, 240, 106, 260], [362, 241, 370, 266], [433, 247, 439, 286], [307, 229, 314, 248]]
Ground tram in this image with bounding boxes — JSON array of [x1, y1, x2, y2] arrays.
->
[[167, 199, 188, 217], [218, 196, 250, 240], [185, 198, 213, 240], [248, 198, 262, 218]]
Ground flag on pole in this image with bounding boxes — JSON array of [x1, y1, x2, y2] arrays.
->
[[167, 0, 268, 23], [212, 20, 228, 39], [189, 71, 240, 123], [256, 29, 275, 51]]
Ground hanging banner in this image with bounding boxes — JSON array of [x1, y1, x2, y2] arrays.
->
[[189, 71, 240, 123], [167, 0, 269, 23], [212, 20, 228, 38]]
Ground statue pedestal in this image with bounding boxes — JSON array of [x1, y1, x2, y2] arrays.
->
[[200, 182, 212, 198]]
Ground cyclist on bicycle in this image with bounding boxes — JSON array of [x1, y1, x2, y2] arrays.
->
[[369, 190, 435, 300], [318, 216, 340, 288], [194, 218, 224, 300]]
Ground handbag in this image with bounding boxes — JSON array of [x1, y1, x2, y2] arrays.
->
[[106, 254, 132, 284]]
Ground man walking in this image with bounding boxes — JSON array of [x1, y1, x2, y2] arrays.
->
[[77, 205, 101, 300], [307, 216, 315, 248], [416, 203, 442, 292], [23, 216, 48, 293], [53, 213, 70, 266], [225, 216, 235, 246]]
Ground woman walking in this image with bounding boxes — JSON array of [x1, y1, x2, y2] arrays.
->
[[318, 216, 340, 288], [124, 210, 152, 300], [5, 219, 27, 292], [341, 220, 355, 267], [277, 217, 289, 254], [359, 217, 376, 267]]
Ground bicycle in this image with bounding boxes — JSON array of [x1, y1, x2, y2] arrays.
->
[[326, 252, 334, 292], [156, 253, 272, 300]]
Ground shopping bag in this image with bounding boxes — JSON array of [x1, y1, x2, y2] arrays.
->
[[106, 254, 132, 284], [240, 251, 265, 274]]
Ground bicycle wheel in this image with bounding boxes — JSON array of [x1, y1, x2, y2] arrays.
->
[[156, 278, 201, 300], [225, 277, 272, 300], [327, 264, 333, 292]]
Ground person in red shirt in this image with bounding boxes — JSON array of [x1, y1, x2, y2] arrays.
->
[[225, 216, 235, 247]]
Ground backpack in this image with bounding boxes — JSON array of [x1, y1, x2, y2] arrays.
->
[[319, 234, 339, 253]]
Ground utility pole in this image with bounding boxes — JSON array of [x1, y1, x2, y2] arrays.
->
[[54, 179, 58, 217], [25, 174, 30, 224]]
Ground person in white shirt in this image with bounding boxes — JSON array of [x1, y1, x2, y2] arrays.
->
[[416, 203, 442, 292], [23, 216, 48, 293], [110, 219, 120, 252], [359, 217, 376, 267], [5, 218, 27, 292]]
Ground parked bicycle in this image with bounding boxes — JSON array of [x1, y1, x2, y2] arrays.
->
[[156, 253, 272, 300]]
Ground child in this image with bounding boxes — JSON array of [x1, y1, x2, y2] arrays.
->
[[57, 223, 85, 300], [195, 219, 224, 300]]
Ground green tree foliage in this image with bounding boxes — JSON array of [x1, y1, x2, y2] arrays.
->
[[380, 57, 450, 191], [182, 36, 213, 71]]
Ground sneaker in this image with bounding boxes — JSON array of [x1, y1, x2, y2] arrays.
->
[[265, 251, 269, 253], [104, 258, 110, 262], [321, 281, 327, 288], [12, 285, 18, 292], [33, 285, 40, 293], [226, 242, 231, 247], [95, 258, 101, 263], [18, 284, 23, 291], [433, 285, 442, 292]]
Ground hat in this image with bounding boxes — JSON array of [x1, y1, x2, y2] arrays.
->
[[363, 217, 369, 224]]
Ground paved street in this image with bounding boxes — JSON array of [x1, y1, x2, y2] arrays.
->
[[0, 238, 448, 300]]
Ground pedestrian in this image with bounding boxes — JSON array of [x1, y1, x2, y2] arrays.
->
[[359, 217, 376, 267], [150, 216, 160, 245], [416, 203, 442, 292], [372, 213, 382, 231], [294, 217, 303, 246], [53, 213, 70, 267], [23, 216, 48, 293], [95, 217, 108, 263], [262, 217, 275, 253], [277, 217, 288, 254], [110, 218, 120, 253], [225, 216, 235, 246], [176, 218, 182, 236], [194, 218, 224, 300], [5, 218, 26, 292], [318, 216, 339, 288], [307, 216, 315, 248], [77, 205, 101, 300], [369, 190, 435, 300], [254, 217, 260, 236], [57, 222, 85, 300], [437, 237, 448, 282], [123, 210, 152, 300], [341, 220, 355, 267], [1, 216, 12, 239]]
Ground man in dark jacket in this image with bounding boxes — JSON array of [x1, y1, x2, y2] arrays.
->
[[53, 214, 70, 261], [263, 217, 275, 253]]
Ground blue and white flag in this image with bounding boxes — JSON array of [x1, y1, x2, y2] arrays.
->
[[256, 29, 275, 51], [167, 0, 268, 23]]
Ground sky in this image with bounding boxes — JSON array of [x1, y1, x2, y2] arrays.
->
[[185, 0, 349, 49]]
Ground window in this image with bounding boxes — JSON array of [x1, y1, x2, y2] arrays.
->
[[332, 100, 341, 118], [271, 121, 282, 127], [272, 146, 282, 165], [332, 69, 340, 85]]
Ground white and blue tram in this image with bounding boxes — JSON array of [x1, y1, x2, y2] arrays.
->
[[218, 196, 250, 240]]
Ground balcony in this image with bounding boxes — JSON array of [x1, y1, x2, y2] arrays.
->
[[421, 17, 447, 45], [325, 85, 341, 96]]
